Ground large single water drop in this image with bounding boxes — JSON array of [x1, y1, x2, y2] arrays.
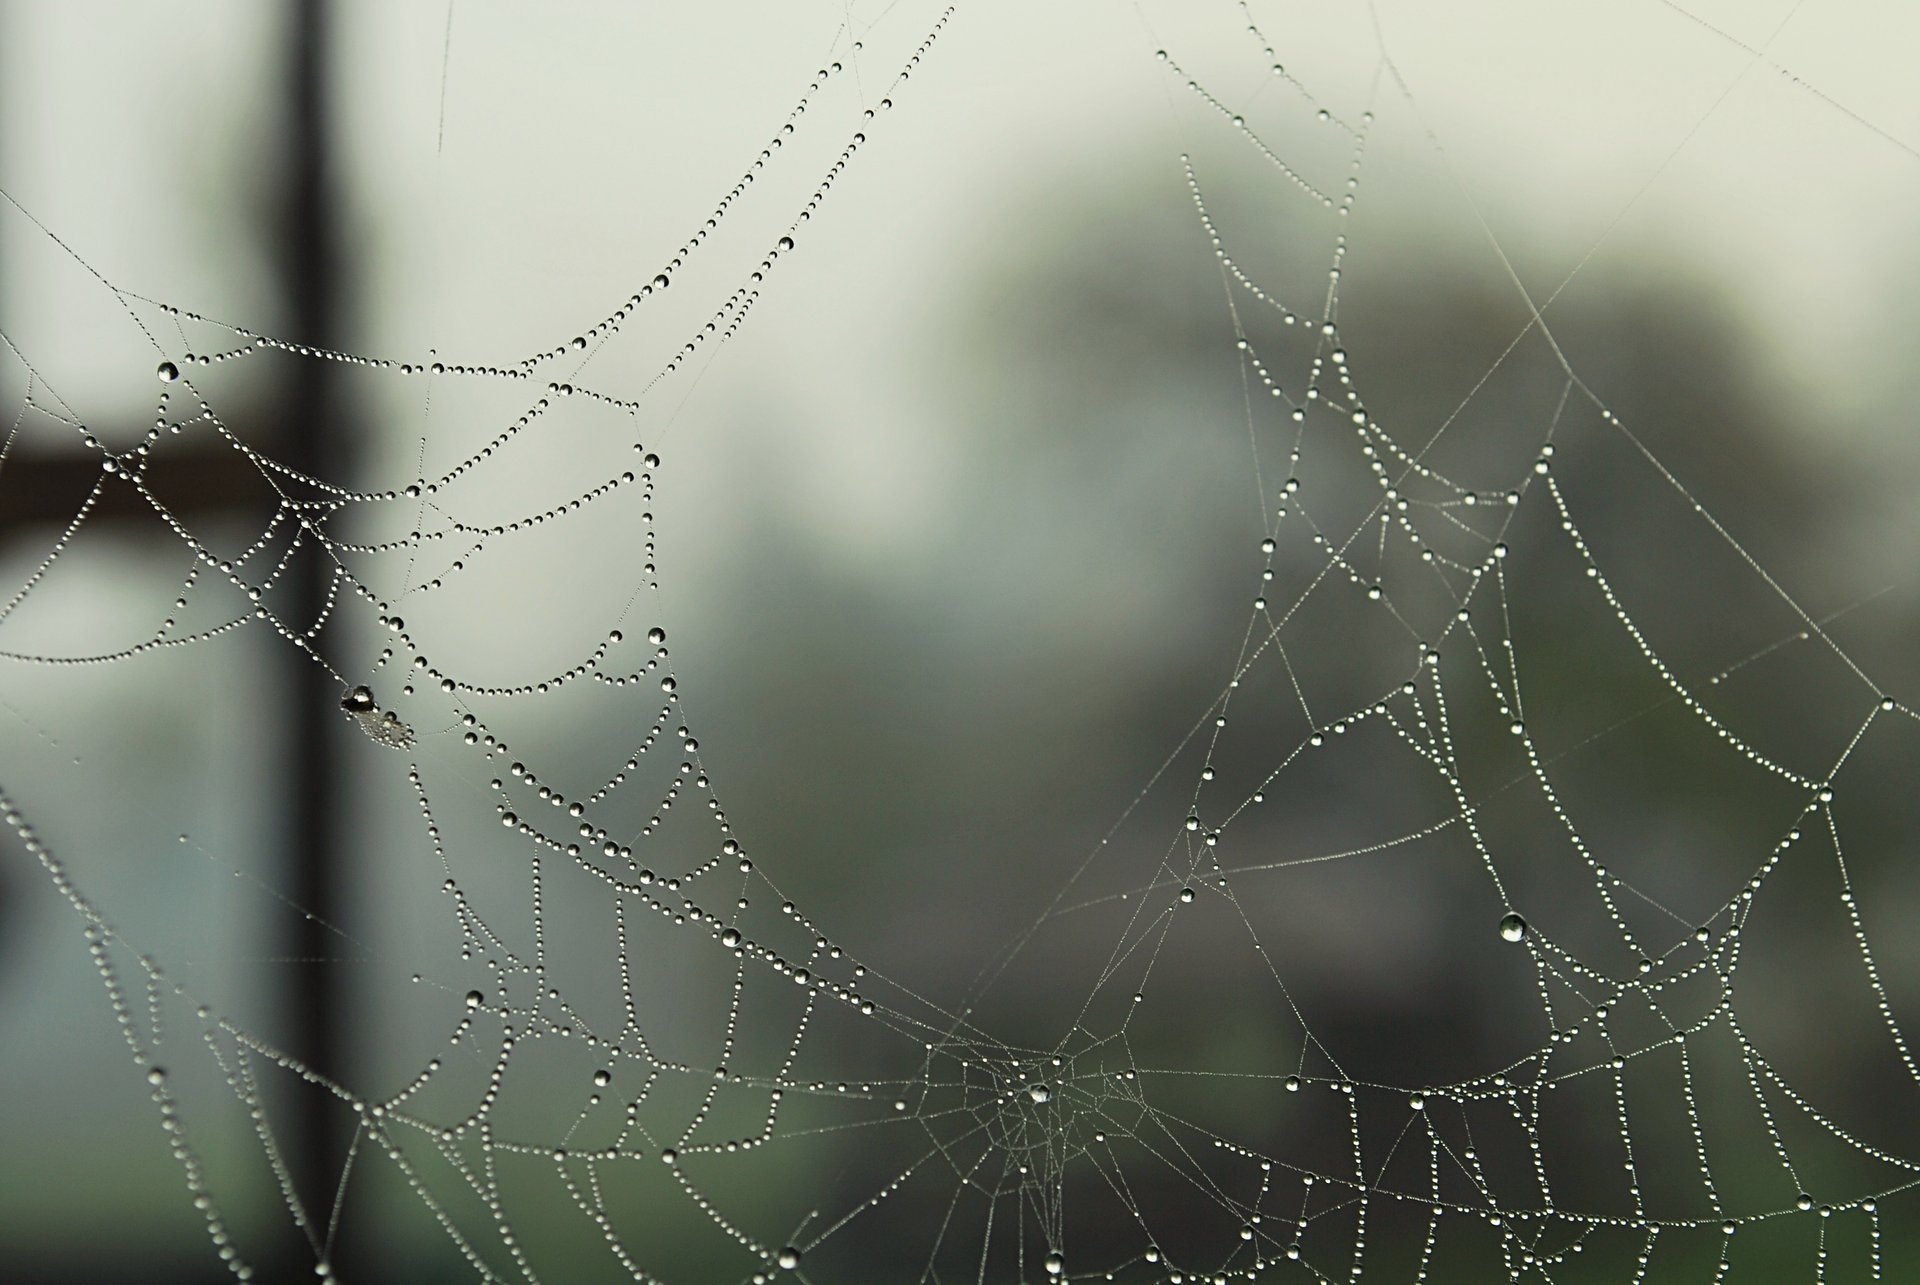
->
[[156, 360, 180, 383], [1499, 912, 1528, 943], [341, 685, 376, 713], [777, 1246, 801, 1270], [1028, 1083, 1052, 1104], [1044, 1251, 1064, 1275]]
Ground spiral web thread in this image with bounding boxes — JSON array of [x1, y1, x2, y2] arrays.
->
[[2, 2, 1917, 1282]]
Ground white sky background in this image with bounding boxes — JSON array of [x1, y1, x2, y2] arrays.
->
[[3, 0, 1919, 1268], [5, 0, 1918, 511]]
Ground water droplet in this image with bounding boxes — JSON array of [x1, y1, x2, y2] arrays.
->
[[777, 235, 795, 252], [156, 361, 180, 383], [1028, 1084, 1052, 1104], [464, 990, 484, 1009], [1179, 887, 1195, 903], [720, 928, 742, 948], [648, 626, 667, 645], [146, 1067, 168, 1085], [1499, 912, 1528, 943], [660, 1147, 677, 1165], [592, 1068, 612, 1087], [341, 686, 376, 713], [1284, 1074, 1301, 1092], [777, 1246, 800, 1270], [1044, 1252, 1064, 1275], [1796, 1193, 1814, 1212]]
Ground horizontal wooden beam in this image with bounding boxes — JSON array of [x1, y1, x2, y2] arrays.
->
[[0, 442, 279, 538]]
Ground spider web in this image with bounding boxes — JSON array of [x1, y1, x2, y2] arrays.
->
[[3, 1, 1920, 1282]]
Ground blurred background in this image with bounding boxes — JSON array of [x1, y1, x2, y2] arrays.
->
[[3, 1, 1919, 1281]]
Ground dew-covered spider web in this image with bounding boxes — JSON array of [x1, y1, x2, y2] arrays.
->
[[5, 1, 1920, 1282]]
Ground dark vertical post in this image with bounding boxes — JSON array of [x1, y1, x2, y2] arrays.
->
[[278, 0, 355, 1276]]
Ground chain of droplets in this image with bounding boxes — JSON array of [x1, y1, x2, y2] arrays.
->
[[1193, 62, 1826, 1115], [133, 32, 866, 426], [419, 682, 978, 1086], [32, 13, 1920, 1285], [116, 19, 961, 689], [0, 376, 374, 683], [1190, 472, 1902, 1275], [369, 783, 940, 1282], [634, 10, 962, 398], [1, 791, 262, 1280], [1544, 474, 1817, 789], [0, 487, 302, 667], [0, 462, 100, 624], [1231, 0, 1323, 106], [370, 587, 956, 1075], [0, 7, 1134, 1280], [1186, 154, 1532, 520], [117, 31, 886, 574], [1177, 708, 1900, 1269], [0, 379, 229, 629], [405, 681, 911, 1052], [7, 10, 962, 721], [1157, 50, 1335, 204], [1258, 111, 1895, 1285], [1060, 49, 1920, 1285]]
